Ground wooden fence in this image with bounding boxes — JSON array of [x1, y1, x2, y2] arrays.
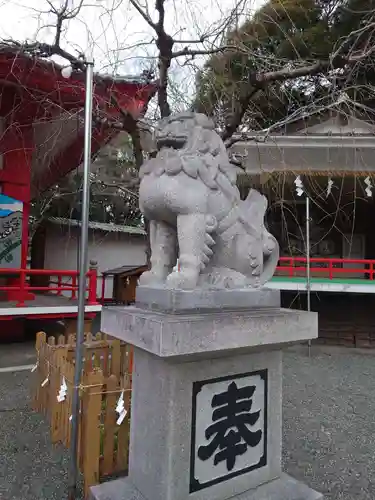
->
[[32, 331, 133, 497]]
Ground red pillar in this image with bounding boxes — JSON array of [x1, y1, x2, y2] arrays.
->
[[1, 127, 34, 303], [20, 200, 30, 270]]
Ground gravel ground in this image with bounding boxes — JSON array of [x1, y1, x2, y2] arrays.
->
[[283, 345, 375, 500], [0, 341, 35, 369], [1, 345, 375, 499], [0, 371, 75, 500]]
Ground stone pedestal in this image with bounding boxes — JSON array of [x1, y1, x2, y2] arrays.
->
[[90, 287, 323, 500]]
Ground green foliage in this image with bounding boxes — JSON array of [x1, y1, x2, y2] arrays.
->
[[194, 0, 375, 130]]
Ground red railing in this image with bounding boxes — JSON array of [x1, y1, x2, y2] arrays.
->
[[276, 257, 375, 280], [0, 267, 98, 307], [98, 257, 375, 301]]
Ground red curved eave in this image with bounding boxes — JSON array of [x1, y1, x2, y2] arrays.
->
[[0, 50, 157, 113], [31, 125, 116, 197], [0, 49, 157, 196], [30, 84, 156, 196]]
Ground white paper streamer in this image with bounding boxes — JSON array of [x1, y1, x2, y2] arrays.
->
[[365, 176, 373, 197], [327, 178, 333, 197], [115, 391, 124, 414], [115, 391, 128, 425], [294, 175, 304, 197], [117, 409, 128, 425], [41, 376, 49, 387], [57, 377, 68, 403]]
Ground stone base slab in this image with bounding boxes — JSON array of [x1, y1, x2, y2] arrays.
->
[[89, 474, 323, 500], [101, 305, 318, 359], [135, 286, 280, 313]]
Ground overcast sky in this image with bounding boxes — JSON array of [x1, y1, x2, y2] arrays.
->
[[0, 0, 264, 106]]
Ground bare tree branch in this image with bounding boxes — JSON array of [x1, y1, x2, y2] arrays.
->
[[127, 0, 246, 118], [221, 45, 375, 142], [9, 0, 87, 71], [6, 38, 86, 69], [171, 45, 237, 59], [109, 94, 145, 167], [221, 88, 260, 142], [93, 180, 139, 199], [128, 0, 157, 30]]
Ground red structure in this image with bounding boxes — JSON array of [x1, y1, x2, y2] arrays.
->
[[0, 45, 156, 336], [276, 257, 375, 280]]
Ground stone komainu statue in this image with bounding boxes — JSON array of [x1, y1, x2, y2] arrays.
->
[[139, 112, 279, 290]]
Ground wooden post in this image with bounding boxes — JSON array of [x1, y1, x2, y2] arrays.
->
[[116, 363, 131, 473], [82, 369, 104, 495], [40, 336, 55, 417], [111, 340, 121, 379], [50, 346, 68, 444], [116, 386, 130, 473], [101, 374, 118, 476], [33, 331, 46, 411]]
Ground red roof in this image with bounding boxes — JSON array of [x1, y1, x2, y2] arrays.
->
[[0, 45, 157, 197]]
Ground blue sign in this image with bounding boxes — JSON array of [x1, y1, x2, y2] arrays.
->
[[0, 194, 23, 268]]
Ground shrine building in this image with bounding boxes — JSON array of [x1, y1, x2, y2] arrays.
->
[[0, 44, 156, 339], [232, 103, 375, 347]]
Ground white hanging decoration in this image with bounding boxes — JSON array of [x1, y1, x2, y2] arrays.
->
[[294, 175, 304, 197], [41, 376, 49, 387], [115, 390, 128, 425], [61, 65, 73, 79], [365, 176, 373, 198], [31, 353, 40, 372], [326, 178, 334, 197], [57, 377, 68, 403]]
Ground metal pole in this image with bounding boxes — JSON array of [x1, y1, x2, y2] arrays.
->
[[306, 196, 312, 356], [68, 53, 94, 500]]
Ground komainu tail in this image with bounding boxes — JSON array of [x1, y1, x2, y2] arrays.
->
[[243, 189, 280, 286], [260, 233, 279, 285]]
